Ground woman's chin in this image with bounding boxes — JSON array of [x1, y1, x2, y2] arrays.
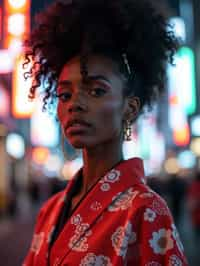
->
[[69, 138, 92, 149], [69, 138, 98, 149]]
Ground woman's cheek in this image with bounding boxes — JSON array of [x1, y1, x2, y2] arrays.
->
[[57, 103, 66, 126]]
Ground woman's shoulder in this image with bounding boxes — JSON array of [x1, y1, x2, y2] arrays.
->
[[130, 183, 171, 217], [36, 190, 66, 222]]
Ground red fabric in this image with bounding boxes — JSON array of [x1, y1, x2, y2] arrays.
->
[[187, 180, 200, 226], [23, 158, 188, 266]]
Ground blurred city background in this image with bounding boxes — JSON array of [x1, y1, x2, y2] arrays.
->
[[0, 0, 200, 265]]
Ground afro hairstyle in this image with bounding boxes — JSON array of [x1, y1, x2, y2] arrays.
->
[[23, 0, 178, 112]]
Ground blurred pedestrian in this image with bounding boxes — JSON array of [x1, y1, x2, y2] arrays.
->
[[167, 174, 186, 227]]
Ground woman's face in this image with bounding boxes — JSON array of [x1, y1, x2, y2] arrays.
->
[[57, 55, 132, 149]]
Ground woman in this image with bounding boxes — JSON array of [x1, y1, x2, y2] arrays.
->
[[23, 0, 188, 265]]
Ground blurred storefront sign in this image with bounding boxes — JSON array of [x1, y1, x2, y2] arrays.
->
[[12, 55, 35, 118], [3, 0, 30, 52], [0, 82, 9, 116], [168, 46, 196, 146], [0, 49, 13, 73]]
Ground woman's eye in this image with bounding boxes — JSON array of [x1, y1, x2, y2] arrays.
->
[[90, 88, 106, 97], [56, 92, 71, 102]]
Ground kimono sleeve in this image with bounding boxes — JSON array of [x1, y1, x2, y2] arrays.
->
[[22, 191, 64, 265], [22, 205, 46, 265], [126, 194, 188, 266]]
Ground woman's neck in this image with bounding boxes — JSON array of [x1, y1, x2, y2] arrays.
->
[[81, 141, 124, 194]]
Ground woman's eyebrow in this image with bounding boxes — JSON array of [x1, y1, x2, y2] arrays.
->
[[57, 80, 72, 87], [57, 75, 111, 87], [88, 75, 111, 85]]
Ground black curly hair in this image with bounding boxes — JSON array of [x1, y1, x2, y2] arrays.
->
[[23, 0, 178, 113]]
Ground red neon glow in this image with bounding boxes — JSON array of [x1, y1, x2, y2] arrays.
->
[[173, 123, 190, 146], [4, 0, 30, 50], [32, 147, 50, 165]]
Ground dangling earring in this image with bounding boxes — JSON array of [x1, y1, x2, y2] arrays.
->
[[123, 119, 132, 141]]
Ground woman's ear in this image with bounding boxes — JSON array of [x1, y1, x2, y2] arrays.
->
[[124, 96, 140, 122]]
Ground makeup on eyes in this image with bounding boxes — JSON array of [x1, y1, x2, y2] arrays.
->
[[57, 75, 111, 94]]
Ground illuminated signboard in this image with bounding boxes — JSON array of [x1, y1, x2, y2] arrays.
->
[[0, 83, 9, 117], [4, 0, 30, 54], [12, 55, 35, 118], [30, 97, 59, 148], [168, 47, 196, 116]]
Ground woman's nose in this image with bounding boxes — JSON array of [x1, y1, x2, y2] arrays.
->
[[67, 93, 88, 113]]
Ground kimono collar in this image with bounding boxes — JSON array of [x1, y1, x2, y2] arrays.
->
[[64, 157, 146, 195], [49, 157, 145, 264]]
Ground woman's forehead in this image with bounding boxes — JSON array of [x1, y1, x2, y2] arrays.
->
[[59, 55, 121, 81]]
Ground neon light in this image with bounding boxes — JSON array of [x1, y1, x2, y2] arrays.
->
[[178, 150, 196, 169], [168, 46, 196, 116], [6, 133, 25, 159], [12, 55, 35, 118], [32, 147, 49, 165], [177, 47, 196, 115], [0, 50, 13, 73], [8, 38, 23, 55], [8, 0, 26, 9], [173, 123, 190, 146], [4, 0, 30, 50], [31, 98, 59, 148], [8, 14, 25, 36], [191, 116, 200, 137], [168, 17, 186, 42]]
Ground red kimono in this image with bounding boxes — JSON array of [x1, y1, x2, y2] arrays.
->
[[23, 158, 188, 266]]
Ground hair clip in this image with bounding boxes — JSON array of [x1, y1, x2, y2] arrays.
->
[[122, 53, 131, 76]]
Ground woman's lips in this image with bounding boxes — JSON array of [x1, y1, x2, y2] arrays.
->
[[66, 122, 91, 134]]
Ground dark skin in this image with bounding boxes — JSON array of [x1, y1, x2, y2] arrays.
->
[[57, 55, 140, 208]]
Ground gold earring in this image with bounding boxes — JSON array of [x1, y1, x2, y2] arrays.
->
[[123, 120, 132, 141]]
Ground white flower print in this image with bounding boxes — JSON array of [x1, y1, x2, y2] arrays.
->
[[145, 262, 162, 266], [69, 215, 92, 252], [151, 199, 169, 216], [139, 192, 154, 198], [171, 224, 184, 253], [108, 189, 139, 212], [101, 183, 111, 192], [80, 252, 112, 266], [90, 201, 102, 211], [69, 235, 89, 252], [111, 221, 136, 259], [149, 228, 174, 255], [71, 214, 82, 225], [169, 254, 183, 266], [141, 177, 146, 184], [144, 208, 157, 222], [77, 223, 92, 237], [104, 169, 121, 183], [31, 232, 44, 255]]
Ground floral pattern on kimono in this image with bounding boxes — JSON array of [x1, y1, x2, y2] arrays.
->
[[23, 158, 188, 266]]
